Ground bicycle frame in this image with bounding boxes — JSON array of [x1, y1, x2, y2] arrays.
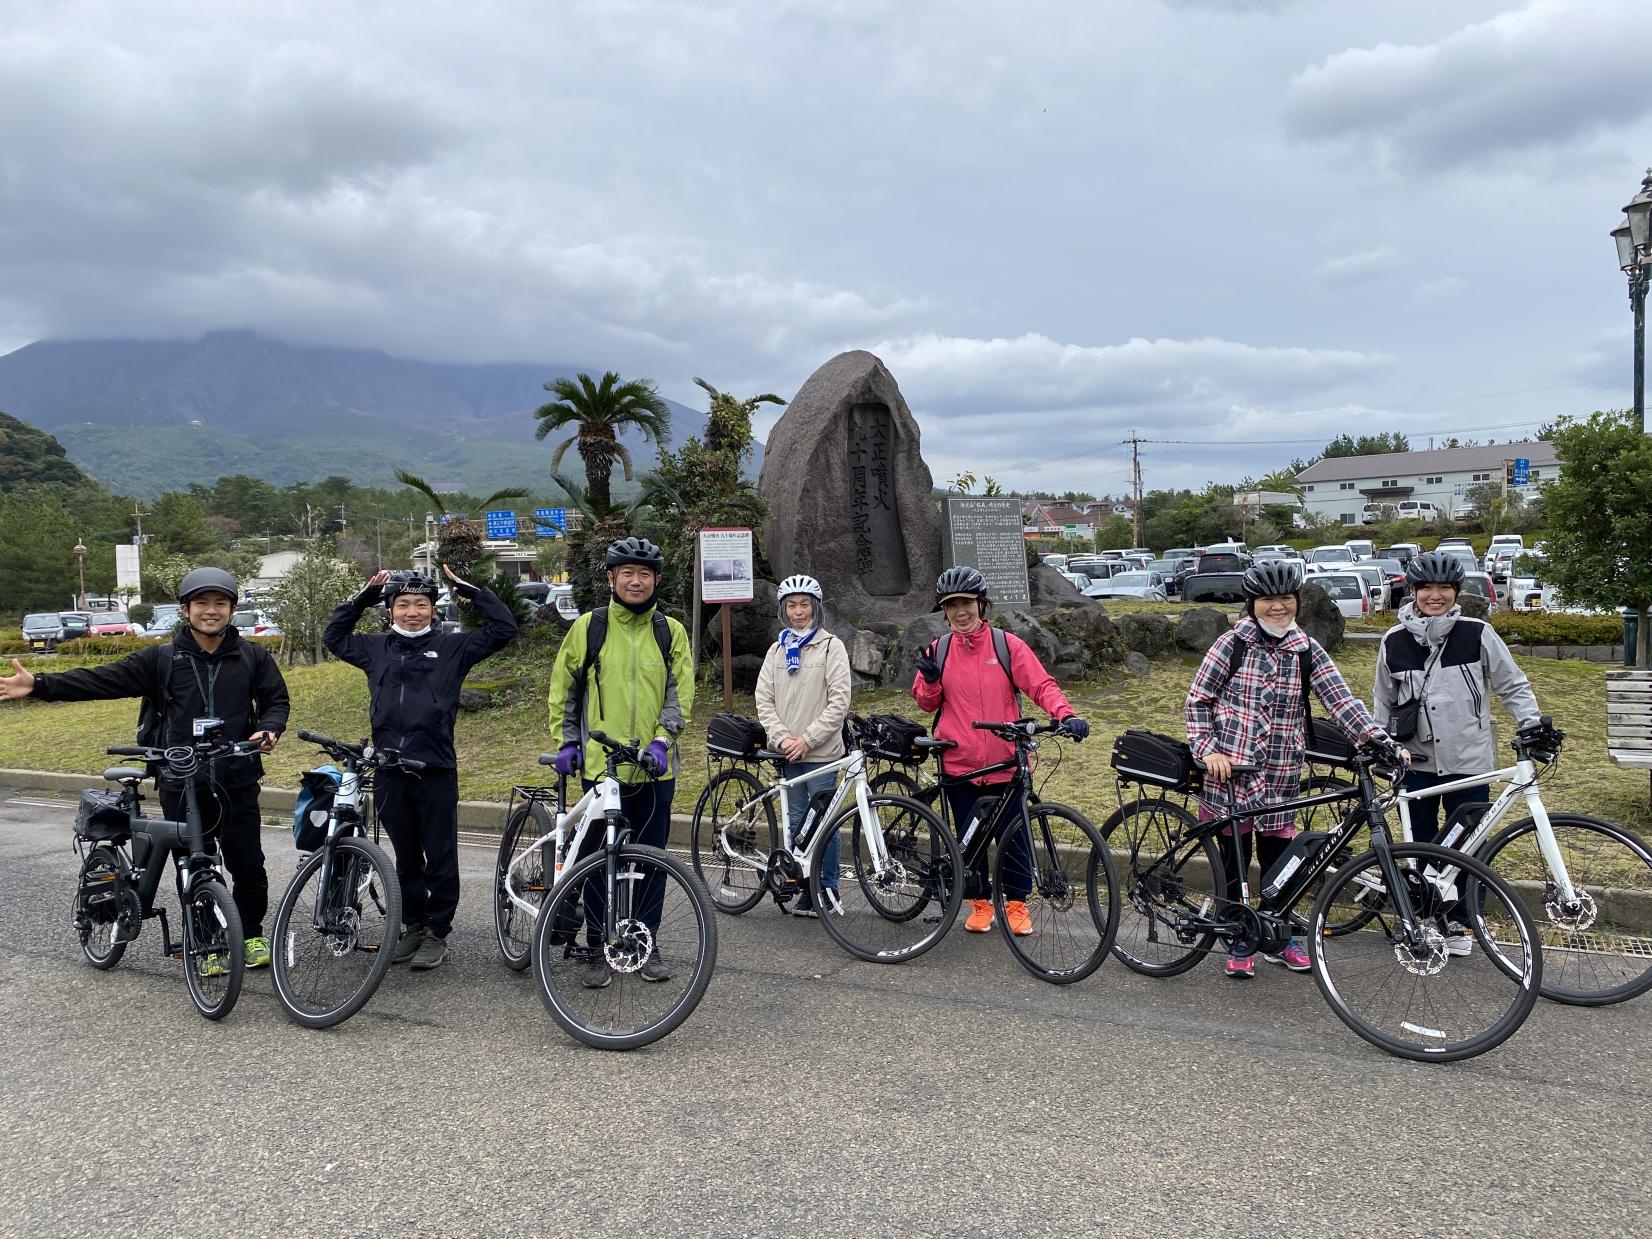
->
[[502, 772, 629, 940]]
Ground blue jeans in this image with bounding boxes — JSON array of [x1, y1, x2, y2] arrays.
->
[[785, 761, 840, 892], [942, 781, 1031, 901], [1402, 769, 1490, 918]]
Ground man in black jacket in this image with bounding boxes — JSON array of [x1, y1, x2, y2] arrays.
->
[[324, 564, 517, 971], [0, 567, 289, 968]]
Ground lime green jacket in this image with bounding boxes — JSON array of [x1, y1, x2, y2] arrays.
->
[[547, 604, 695, 783]]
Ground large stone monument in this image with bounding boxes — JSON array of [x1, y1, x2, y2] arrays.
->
[[759, 351, 943, 623]]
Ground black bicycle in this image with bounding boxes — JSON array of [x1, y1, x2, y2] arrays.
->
[[866, 718, 1120, 985], [267, 731, 410, 1029], [72, 730, 264, 1020], [1102, 737, 1542, 1062]]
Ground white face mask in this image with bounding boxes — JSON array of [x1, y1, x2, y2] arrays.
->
[[1256, 617, 1296, 639], [391, 622, 432, 638]]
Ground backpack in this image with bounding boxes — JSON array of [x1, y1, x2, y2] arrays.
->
[[134, 640, 263, 749], [929, 626, 1020, 728], [574, 605, 675, 721]]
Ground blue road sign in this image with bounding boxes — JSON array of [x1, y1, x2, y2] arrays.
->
[[533, 507, 566, 535], [1511, 458, 1530, 486], [485, 510, 518, 539]]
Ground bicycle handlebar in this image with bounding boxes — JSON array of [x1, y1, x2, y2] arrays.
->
[[296, 730, 426, 771]]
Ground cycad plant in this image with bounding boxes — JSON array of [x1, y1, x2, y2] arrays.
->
[[533, 371, 671, 510]]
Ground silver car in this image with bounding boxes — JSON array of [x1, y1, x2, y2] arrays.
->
[[1084, 571, 1169, 602]]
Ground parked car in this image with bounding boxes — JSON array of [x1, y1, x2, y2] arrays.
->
[[1437, 536, 1473, 549], [1307, 545, 1356, 568], [1180, 572, 1247, 605], [1394, 500, 1441, 523], [1365, 558, 1409, 607], [1195, 550, 1249, 574], [1487, 533, 1526, 555], [1507, 573, 1550, 612], [1306, 571, 1370, 620], [1484, 548, 1518, 583], [1379, 543, 1421, 567], [1162, 547, 1202, 563], [1061, 571, 1092, 591], [1438, 545, 1480, 575], [21, 612, 64, 650], [1343, 539, 1376, 561], [1252, 544, 1295, 558], [58, 612, 93, 642], [1360, 502, 1395, 525], [549, 583, 579, 621], [144, 603, 182, 638], [87, 611, 139, 637], [232, 609, 281, 637], [1040, 554, 1068, 571], [1349, 563, 1391, 611], [1459, 571, 1501, 611], [516, 581, 551, 606], [1084, 571, 1169, 602]]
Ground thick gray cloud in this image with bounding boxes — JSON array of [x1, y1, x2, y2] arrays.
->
[[0, 0, 1642, 498]]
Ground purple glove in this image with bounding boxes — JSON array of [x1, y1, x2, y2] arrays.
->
[[642, 739, 670, 778], [553, 743, 582, 776]]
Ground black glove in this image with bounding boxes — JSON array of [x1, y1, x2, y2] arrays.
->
[[355, 583, 384, 606], [915, 648, 942, 684], [1057, 715, 1090, 741]]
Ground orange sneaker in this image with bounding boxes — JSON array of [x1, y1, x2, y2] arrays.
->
[[964, 899, 995, 933], [1004, 900, 1034, 937]]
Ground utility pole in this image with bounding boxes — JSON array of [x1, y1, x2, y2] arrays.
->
[[336, 504, 347, 532], [130, 502, 147, 546], [1123, 433, 1145, 548]]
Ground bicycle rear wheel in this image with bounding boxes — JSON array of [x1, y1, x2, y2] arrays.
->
[[1477, 813, 1652, 1006], [495, 801, 553, 970], [825, 794, 962, 963], [994, 803, 1119, 984], [533, 844, 718, 1050], [75, 845, 132, 970], [1101, 798, 1222, 977], [1310, 842, 1540, 1062], [272, 836, 402, 1029], [183, 879, 244, 1021], [689, 768, 775, 915], [869, 769, 923, 799]]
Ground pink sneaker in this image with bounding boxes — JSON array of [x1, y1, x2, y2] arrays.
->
[[1262, 939, 1312, 972], [1224, 950, 1255, 979]]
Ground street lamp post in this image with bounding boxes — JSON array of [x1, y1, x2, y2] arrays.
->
[[72, 540, 87, 610], [424, 512, 436, 573], [1613, 168, 1652, 433]]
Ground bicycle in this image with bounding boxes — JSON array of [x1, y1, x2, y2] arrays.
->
[[687, 717, 962, 964], [1102, 739, 1543, 1061], [72, 728, 265, 1020], [494, 731, 718, 1050], [266, 731, 409, 1029], [1289, 718, 1652, 1006], [862, 718, 1119, 984]]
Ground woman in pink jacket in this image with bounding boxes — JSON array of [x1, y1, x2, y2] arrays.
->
[[911, 566, 1089, 936]]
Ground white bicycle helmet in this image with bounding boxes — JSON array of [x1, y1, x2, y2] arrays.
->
[[776, 574, 823, 628]]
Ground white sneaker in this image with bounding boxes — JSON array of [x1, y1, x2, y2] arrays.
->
[[1444, 922, 1475, 957]]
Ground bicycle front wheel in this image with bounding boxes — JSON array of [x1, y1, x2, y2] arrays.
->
[[825, 794, 962, 963], [689, 767, 775, 915], [495, 801, 553, 970], [183, 879, 245, 1021], [994, 803, 1119, 984], [272, 837, 402, 1029], [1101, 798, 1222, 977], [1310, 842, 1540, 1062], [1478, 813, 1652, 1006], [533, 844, 718, 1050]]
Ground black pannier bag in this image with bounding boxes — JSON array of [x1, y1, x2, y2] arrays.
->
[[1110, 729, 1199, 792], [862, 714, 928, 763], [1304, 716, 1356, 766], [75, 789, 131, 842], [707, 713, 767, 760]]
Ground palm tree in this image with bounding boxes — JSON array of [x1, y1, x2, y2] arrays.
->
[[533, 372, 671, 509], [1257, 468, 1307, 502]]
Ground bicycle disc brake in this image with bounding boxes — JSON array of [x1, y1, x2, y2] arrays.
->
[[1544, 883, 1598, 931], [1393, 923, 1449, 976], [604, 920, 654, 973]]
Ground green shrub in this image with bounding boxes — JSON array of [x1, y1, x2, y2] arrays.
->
[[0, 634, 283, 658], [1491, 612, 1624, 647]]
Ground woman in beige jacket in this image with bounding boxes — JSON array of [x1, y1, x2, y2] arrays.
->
[[754, 574, 853, 916]]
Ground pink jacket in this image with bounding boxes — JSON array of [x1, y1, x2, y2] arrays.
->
[[911, 626, 1073, 784]]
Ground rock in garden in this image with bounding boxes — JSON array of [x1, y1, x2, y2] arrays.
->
[[1042, 607, 1124, 677], [888, 614, 953, 686], [997, 611, 1061, 671], [758, 351, 943, 625], [1029, 563, 1089, 610], [1117, 612, 1174, 658], [1175, 607, 1231, 652], [1297, 584, 1346, 651], [1124, 651, 1152, 677]]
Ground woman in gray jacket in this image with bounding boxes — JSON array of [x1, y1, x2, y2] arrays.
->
[[754, 574, 853, 917], [1373, 551, 1541, 953]]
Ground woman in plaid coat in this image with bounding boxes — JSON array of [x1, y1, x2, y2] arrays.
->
[[1185, 560, 1392, 978]]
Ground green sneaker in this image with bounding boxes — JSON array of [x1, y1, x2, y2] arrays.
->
[[197, 953, 228, 979], [410, 934, 448, 971], [244, 936, 271, 969], [392, 925, 426, 964]]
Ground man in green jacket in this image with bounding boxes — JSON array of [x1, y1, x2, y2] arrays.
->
[[547, 536, 695, 988]]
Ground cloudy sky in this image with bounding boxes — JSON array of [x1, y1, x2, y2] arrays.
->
[[3, 0, 1648, 495]]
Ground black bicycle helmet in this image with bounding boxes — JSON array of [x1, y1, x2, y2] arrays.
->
[[605, 536, 665, 572], [1405, 551, 1466, 588], [177, 566, 239, 606], [383, 571, 439, 604], [1241, 560, 1303, 599], [934, 565, 989, 611]]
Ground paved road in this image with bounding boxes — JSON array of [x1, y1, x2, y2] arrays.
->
[[3, 789, 1649, 1239]]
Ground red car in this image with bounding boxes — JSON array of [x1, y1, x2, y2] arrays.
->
[[87, 611, 139, 636]]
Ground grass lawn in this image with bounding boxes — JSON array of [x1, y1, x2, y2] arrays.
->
[[2, 641, 1645, 833]]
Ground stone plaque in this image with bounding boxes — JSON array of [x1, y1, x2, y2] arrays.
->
[[943, 496, 1031, 609], [847, 402, 910, 596]]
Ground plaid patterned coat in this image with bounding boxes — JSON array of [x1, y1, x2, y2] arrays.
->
[[1185, 618, 1383, 835]]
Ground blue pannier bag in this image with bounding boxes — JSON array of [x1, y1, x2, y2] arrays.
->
[[293, 765, 342, 851]]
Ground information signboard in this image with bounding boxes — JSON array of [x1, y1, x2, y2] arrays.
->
[[533, 506, 566, 537], [698, 528, 754, 604], [943, 497, 1031, 608], [1511, 458, 1530, 487], [485, 510, 518, 539]]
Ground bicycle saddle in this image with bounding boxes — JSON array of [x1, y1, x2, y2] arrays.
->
[[102, 767, 147, 784]]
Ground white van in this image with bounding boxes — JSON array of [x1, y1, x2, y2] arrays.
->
[[1343, 539, 1376, 561], [1395, 500, 1440, 523]]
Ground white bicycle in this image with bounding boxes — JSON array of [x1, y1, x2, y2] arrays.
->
[[1314, 717, 1652, 1006], [688, 718, 963, 964], [492, 731, 717, 1050]]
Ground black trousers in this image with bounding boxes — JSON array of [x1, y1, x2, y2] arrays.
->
[[159, 780, 268, 937], [577, 778, 674, 940], [375, 766, 462, 939], [1220, 831, 1293, 907]]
